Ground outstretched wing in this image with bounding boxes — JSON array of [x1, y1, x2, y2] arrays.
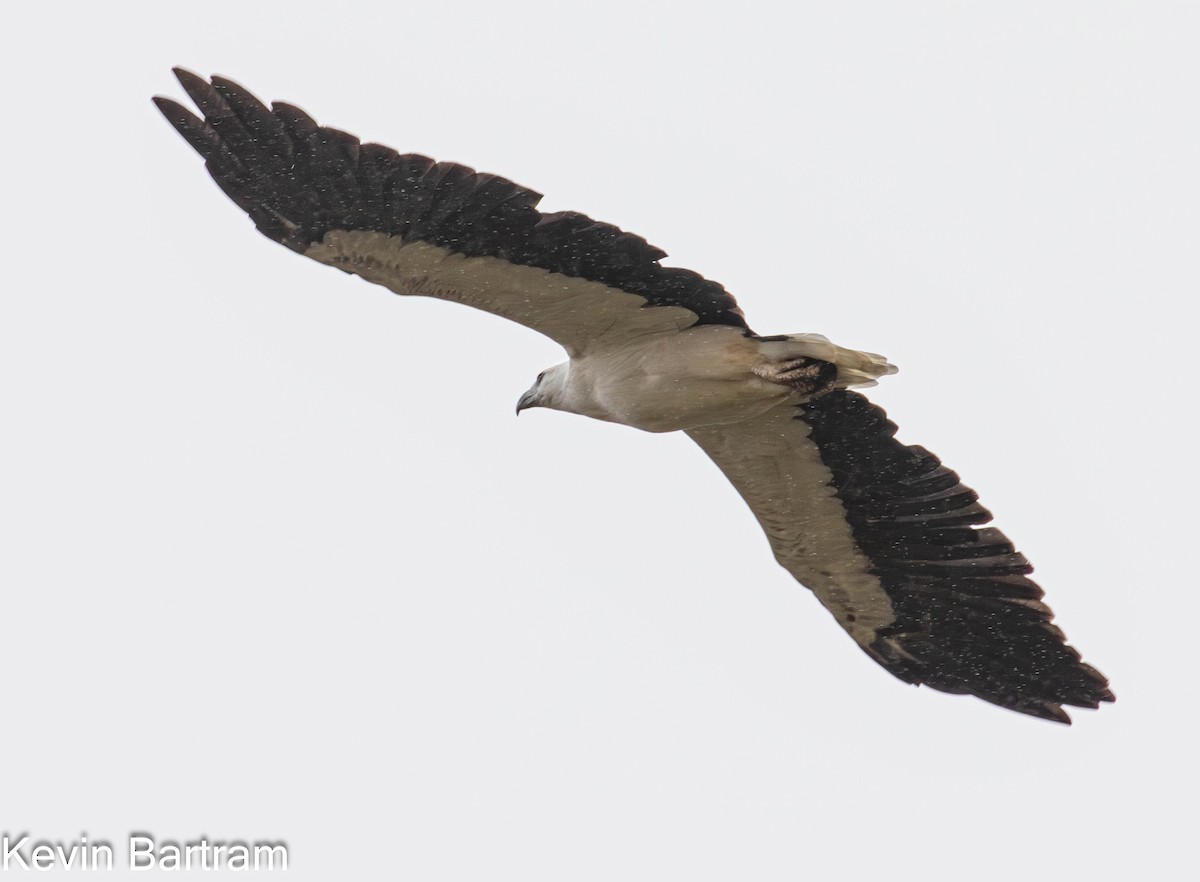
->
[[687, 393, 1113, 723], [153, 70, 748, 355]]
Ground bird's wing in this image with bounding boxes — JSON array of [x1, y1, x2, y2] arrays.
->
[[153, 70, 748, 356], [686, 392, 1113, 723]]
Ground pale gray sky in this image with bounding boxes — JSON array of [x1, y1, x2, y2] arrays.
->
[[3, 2, 1196, 879]]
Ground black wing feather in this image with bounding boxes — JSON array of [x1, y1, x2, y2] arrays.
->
[[800, 391, 1114, 723], [154, 69, 748, 331]]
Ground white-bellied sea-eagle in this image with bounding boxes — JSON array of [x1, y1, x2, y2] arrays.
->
[[154, 70, 1113, 723]]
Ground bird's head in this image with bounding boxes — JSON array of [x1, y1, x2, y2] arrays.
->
[[516, 363, 570, 415]]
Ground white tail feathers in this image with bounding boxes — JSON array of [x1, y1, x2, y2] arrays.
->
[[759, 333, 898, 389]]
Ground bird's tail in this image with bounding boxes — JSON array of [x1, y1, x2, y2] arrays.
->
[[758, 333, 898, 389]]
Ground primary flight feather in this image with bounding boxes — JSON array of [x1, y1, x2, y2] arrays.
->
[[154, 69, 1113, 723]]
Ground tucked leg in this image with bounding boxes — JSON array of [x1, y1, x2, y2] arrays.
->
[[752, 356, 839, 397]]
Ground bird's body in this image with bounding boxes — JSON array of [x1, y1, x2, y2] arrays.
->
[[155, 70, 1114, 723], [528, 328, 856, 433], [536, 327, 784, 433]]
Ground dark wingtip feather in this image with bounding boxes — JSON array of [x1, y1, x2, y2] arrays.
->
[[172, 66, 208, 94], [172, 67, 222, 112], [210, 74, 272, 116], [152, 94, 196, 123], [152, 95, 222, 159], [151, 94, 186, 118], [1039, 704, 1073, 725]]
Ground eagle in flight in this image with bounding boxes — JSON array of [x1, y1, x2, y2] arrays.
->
[[155, 69, 1113, 723]]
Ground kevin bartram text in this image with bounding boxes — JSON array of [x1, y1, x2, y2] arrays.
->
[[1, 834, 288, 871]]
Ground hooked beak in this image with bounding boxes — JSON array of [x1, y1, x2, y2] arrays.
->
[[515, 388, 539, 416]]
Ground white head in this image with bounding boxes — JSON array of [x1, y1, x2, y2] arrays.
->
[[515, 363, 572, 415]]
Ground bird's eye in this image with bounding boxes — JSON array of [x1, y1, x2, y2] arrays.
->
[[536, 371, 546, 384]]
